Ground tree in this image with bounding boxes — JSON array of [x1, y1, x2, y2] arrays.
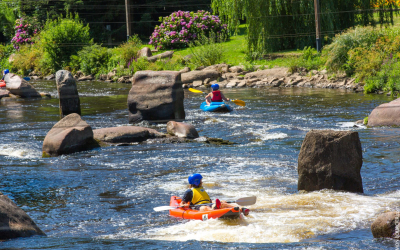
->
[[211, 0, 398, 54], [0, 0, 19, 43]]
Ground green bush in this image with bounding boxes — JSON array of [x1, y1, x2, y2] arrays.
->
[[0, 44, 14, 72], [73, 44, 111, 75], [364, 59, 400, 95], [11, 43, 44, 75], [39, 14, 92, 72], [188, 32, 226, 68], [288, 47, 326, 73], [109, 35, 142, 69]]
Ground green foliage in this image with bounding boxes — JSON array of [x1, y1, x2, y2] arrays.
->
[[39, 14, 92, 72], [0, 44, 14, 71], [109, 35, 142, 69], [363, 117, 368, 125], [212, 0, 395, 54], [364, 59, 400, 95], [188, 32, 226, 68], [11, 43, 44, 75], [0, 0, 18, 41], [74, 44, 111, 75], [288, 47, 326, 73]]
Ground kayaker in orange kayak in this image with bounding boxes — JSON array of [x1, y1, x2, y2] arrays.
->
[[180, 173, 250, 215], [205, 84, 230, 105]]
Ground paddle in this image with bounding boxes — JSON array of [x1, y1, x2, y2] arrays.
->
[[153, 196, 257, 212], [188, 88, 246, 107]]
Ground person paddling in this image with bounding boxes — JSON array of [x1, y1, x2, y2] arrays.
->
[[1, 69, 9, 81], [205, 84, 230, 105], [180, 173, 250, 215]]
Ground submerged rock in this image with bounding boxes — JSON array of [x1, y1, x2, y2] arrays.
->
[[166, 121, 199, 139], [298, 130, 363, 193], [93, 126, 165, 143], [371, 212, 400, 239], [0, 193, 46, 240]]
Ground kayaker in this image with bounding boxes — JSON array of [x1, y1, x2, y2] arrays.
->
[[180, 173, 250, 215], [1, 69, 9, 80], [205, 84, 230, 105]]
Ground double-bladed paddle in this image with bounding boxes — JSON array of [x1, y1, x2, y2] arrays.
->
[[153, 196, 257, 211], [188, 88, 246, 107]]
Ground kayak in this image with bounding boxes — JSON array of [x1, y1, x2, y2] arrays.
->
[[169, 196, 241, 221], [0, 80, 5, 88], [200, 101, 233, 112]]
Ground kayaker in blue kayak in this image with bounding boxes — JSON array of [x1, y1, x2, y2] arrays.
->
[[180, 173, 250, 215], [205, 84, 230, 105]]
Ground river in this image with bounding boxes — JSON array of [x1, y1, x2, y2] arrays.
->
[[0, 80, 399, 249]]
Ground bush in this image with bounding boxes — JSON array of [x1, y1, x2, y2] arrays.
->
[[364, 59, 400, 95], [109, 35, 142, 70], [188, 32, 226, 68], [288, 47, 326, 73], [0, 44, 14, 72], [11, 17, 41, 50], [11, 43, 44, 75], [73, 44, 111, 75], [39, 14, 92, 72], [150, 10, 228, 50]]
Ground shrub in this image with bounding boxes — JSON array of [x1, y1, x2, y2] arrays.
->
[[188, 32, 226, 68], [364, 59, 400, 95], [73, 44, 111, 75], [150, 10, 228, 50], [288, 47, 326, 73], [11, 43, 44, 75], [39, 14, 92, 72], [0, 44, 14, 71], [11, 17, 41, 50], [109, 35, 142, 70]]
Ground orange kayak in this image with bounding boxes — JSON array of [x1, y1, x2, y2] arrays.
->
[[169, 196, 241, 221], [0, 80, 5, 88]]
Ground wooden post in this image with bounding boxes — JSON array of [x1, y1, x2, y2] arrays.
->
[[314, 0, 322, 52], [125, 0, 132, 41]]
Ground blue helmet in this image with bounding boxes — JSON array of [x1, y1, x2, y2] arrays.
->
[[211, 83, 219, 91], [3, 69, 9, 75], [188, 173, 203, 186]]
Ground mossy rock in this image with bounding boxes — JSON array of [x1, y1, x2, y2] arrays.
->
[[205, 137, 235, 145]]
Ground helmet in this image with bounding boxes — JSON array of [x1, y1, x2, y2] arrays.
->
[[188, 173, 203, 186], [211, 83, 219, 91], [3, 69, 9, 75]]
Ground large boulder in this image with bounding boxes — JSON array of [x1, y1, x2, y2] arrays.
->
[[298, 130, 363, 193], [4, 73, 41, 98], [167, 121, 199, 139], [181, 70, 220, 84], [42, 113, 98, 157], [368, 98, 400, 126], [371, 212, 400, 239], [56, 70, 81, 117], [0, 193, 46, 240], [128, 71, 185, 123], [93, 126, 164, 143]]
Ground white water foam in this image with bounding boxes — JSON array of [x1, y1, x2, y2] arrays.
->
[[0, 143, 41, 158]]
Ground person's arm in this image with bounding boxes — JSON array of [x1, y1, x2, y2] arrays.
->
[[180, 189, 193, 207], [205, 93, 212, 99], [221, 93, 230, 101]]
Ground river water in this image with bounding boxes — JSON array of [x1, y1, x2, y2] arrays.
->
[[1, 80, 399, 249]]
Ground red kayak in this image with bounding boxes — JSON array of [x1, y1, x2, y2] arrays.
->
[[0, 80, 5, 88], [169, 196, 241, 221]]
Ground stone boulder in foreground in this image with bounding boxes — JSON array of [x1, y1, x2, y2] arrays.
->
[[4, 73, 41, 98], [167, 121, 199, 139], [128, 71, 185, 123], [93, 126, 165, 143], [298, 130, 363, 193], [0, 193, 46, 240], [42, 113, 99, 157], [371, 212, 400, 239], [368, 98, 400, 127]]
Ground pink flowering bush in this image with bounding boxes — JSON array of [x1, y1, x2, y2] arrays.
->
[[11, 18, 40, 50], [149, 10, 228, 50]]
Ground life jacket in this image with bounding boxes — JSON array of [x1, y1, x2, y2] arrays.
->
[[211, 90, 223, 102], [191, 187, 211, 205]]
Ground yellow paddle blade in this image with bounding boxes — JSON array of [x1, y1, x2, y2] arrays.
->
[[232, 99, 246, 106], [188, 88, 205, 94]]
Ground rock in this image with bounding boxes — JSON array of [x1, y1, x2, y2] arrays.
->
[[192, 80, 203, 87], [56, 70, 81, 117], [298, 130, 363, 193], [98, 74, 107, 81], [74, 71, 84, 79], [117, 76, 130, 83], [44, 74, 55, 80], [179, 67, 190, 74], [42, 113, 98, 157], [229, 66, 244, 73], [371, 212, 400, 239], [222, 72, 239, 80], [368, 98, 400, 127], [40, 92, 51, 98], [0, 193, 46, 240], [181, 70, 220, 84], [77, 75, 94, 81], [128, 71, 185, 123], [244, 67, 289, 79], [4, 74, 41, 98], [226, 80, 239, 88], [137, 47, 152, 58], [93, 126, 164, 143], [237, 80, 246, 87], [147, 51, 174, 62], [0, 89, 10, 99], [167, 121, 199, 139], [203, 64, 229, 73], [107, 71, 116, 80]]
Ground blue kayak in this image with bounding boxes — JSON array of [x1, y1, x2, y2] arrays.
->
[[200, 101, 233, 112]]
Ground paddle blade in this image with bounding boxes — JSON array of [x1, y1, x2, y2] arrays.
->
[[188, 88, 205, 94], [234, 196, 257, 206], [153, 206, 177, 212], [232, 99, 246, 107]]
